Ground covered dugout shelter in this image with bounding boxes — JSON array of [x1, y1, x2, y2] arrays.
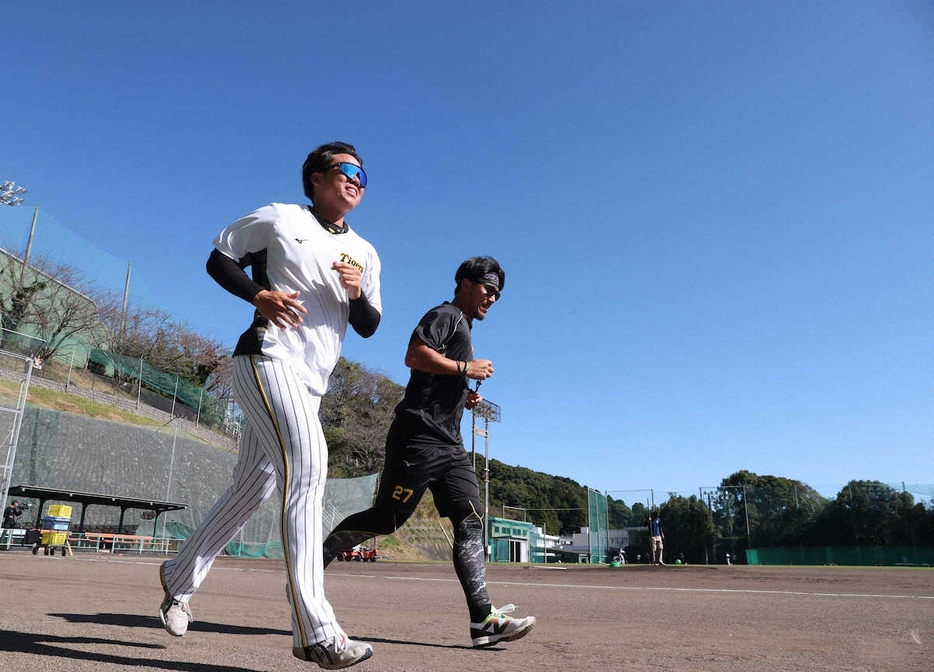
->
[[8, 484, 186, 534]]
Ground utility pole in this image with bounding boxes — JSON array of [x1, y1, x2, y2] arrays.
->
[[471, 397, 500, 561], [20, 206, 40, 285], [120, 262, 132, 339]]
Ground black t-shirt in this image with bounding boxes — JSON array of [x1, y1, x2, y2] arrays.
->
[[3, 506, 21, 528], [395, 302, 473, 444]]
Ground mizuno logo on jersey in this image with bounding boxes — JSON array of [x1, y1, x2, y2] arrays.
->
[[295, 238, 308, 244]]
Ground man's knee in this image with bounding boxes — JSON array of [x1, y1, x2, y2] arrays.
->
[[340, 509, 404, 539], [450, 500, 483, 532]]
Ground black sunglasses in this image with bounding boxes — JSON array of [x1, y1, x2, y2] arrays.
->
[[478, 283, 501, 301]]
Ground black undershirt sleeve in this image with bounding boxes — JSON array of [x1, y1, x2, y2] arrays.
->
[[206, 248, 264, 304], [349, 294, 381, 338]]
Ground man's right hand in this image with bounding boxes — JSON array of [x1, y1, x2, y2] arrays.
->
[[253, 290, 307, 328], [466, 359, 494, 381]]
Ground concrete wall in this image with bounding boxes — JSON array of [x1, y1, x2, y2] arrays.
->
[[27, 373, 238, 452], [10, 406, 277, 539]]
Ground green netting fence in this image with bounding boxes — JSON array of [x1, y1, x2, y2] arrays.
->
[[746, 545, 934, 566], [88, 348, 228, 426], [587, 487, 608, 563], [157, 474, 379, 560]]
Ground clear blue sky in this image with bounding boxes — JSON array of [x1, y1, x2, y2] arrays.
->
[[2, 2, 933, 503]]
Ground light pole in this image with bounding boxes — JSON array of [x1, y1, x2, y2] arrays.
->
[[162, 416, 181, 541], [19, 206, 40, 285], [709, 485, 753, 557], [1, 181, 27, 207], [471, 397, 500, 561], [0, 182, 36, 286]]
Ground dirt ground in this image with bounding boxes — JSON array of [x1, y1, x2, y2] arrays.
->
[[0, 550, 931, 672]]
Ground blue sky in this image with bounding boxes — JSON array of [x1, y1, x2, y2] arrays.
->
[[2, 2, 933, 503]]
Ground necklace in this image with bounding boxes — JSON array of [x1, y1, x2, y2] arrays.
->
[[310, 207, 347, 234]]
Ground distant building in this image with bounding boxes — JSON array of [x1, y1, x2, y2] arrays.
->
[[487, 517, 571, 564], [487, 516, 535, 562], [560, 526, 648, 563]]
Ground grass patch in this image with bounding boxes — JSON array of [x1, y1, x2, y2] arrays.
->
[[26, 386, 163, 426], [0, 378, 161, 427]]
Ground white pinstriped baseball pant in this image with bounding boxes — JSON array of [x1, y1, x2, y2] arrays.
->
[[161, 354, 345, 649]]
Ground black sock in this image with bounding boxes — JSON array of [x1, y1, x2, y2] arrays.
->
[[470, 604, 492, 623]]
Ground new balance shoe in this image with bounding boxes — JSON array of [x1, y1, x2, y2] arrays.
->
[[159, 562, 193, 636], [293, 635, 373, 669], [470, 604, 536, 648]]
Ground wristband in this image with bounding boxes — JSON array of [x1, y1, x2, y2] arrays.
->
[[464, 360, 470, 377]]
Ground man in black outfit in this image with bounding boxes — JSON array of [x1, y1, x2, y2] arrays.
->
[[3, 500, 26, 529], [323, 256, 535, 648]]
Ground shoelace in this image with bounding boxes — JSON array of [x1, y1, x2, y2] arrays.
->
[[172, 599, 192, 617], [491, 604, 516, 618], [332, 634, 347, 653]]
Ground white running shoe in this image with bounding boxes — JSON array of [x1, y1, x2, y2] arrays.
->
[[158, 562, 193, 636], [293, 635, 374, 669], [470, 604, 536, 648]]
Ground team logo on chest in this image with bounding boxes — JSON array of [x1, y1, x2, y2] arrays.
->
[[338, 252, 364, 273]]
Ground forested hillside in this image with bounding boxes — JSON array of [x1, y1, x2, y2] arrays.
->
[[22, 344, 934, 558], [321, 358, 934, 558], [320, 357, 635, 536]]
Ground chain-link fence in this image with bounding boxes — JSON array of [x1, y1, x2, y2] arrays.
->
[[4, 402, 379, 559]]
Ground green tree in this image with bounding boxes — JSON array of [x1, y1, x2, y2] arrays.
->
[[659, 494, 717, 564], [607, 495, 633, 528], [0, 254, 105, 361], [630, 501, 648, 525], [486, 461, 587, 535], [717, 471, 827, 550], [98, 298, 228, 388], [321, 357, 404, 477], [810, 481, 919, 546]]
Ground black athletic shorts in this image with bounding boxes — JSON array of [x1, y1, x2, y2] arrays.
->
[[373, 419, 481, 519]]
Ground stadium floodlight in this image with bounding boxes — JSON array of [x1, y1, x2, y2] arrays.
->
[[1, 181, 27, 206]]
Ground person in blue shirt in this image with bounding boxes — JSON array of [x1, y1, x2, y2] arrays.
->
[[649, 511, 665, 566]]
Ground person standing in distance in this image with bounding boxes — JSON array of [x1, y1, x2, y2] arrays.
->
[[323, 257, 536, 648], [649, 510, 665, 566], [3, 500, 27, 529], [158, 142, 381, 669]]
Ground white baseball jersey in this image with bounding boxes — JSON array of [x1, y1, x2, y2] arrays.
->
[[162, 200, 382, 649], [213, 202, 382, 395]]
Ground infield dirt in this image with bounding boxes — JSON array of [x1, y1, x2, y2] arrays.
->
[[0, 551, 931, 671]]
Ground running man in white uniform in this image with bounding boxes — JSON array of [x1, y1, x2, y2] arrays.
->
[[158, 141, 381, 669]]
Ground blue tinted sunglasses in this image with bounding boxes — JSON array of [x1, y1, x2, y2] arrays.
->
[[328, 162, 367, 188]]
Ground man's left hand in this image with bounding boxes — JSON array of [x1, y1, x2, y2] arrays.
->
[[332, 262, 362, 300], [465, 391, 483, 410]]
